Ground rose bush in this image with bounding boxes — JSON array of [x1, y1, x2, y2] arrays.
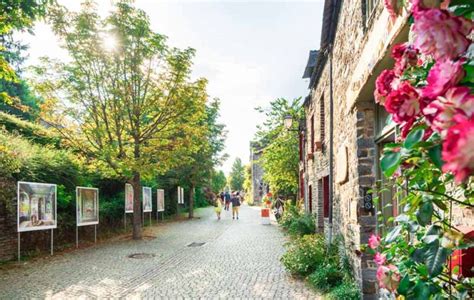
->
[[371, 0, 474, 298]]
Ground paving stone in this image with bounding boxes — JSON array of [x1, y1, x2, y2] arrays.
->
[[0, 205, 320, 299]]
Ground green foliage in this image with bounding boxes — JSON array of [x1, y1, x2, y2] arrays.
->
[[326, 281, 361, 300], [308, 263, 344, 292], [211, 170, 227, 194], [0, 111, 60, 146], [279, 201, 302, 229], [280, 234, 326, 276], [288, 213, 315, 237], [228, 157, 245, 191], [253, 97, 302, 197]]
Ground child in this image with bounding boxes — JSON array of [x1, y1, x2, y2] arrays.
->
[[215, 196, 222, 220]]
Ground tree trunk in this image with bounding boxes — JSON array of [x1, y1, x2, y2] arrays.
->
[[188, 183, 195, 219], [132, 171, 142, 240]]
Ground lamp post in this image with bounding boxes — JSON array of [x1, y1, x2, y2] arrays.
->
[[284, 114, 300, 132]]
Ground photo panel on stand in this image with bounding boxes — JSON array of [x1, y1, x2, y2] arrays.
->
[[125, 183, 133, 213], [76, 187, 99, 226], [18, 182, 57, 232], [143, 187, 152, 212]]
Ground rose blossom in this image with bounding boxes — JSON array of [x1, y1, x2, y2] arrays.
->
[[368, 234, 381, 249], [442, 118, 474, 183], [385, 82, 422, 123], [377, 264, 401, 292], [374, 252, 387, 266], [374, 70, 399, 104], [423, 86, 474, 134], [422, 59, 464, 99], [392, 43, 419, 75], [412, 8, 472, 60]]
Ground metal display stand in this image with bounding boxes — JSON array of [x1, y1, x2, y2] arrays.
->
[[17, 182, 57, 262], [17, 229, 54, 262]]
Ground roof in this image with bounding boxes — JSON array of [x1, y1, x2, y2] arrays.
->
[[307, 0, 342, 89], [302, 50, 319, 79]]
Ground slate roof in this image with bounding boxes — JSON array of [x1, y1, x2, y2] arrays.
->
[[302, 50, 319, 79]]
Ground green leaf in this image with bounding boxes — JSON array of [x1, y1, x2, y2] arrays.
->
[[385, 225, 402, 243], [404, 127, 424, 149], [416, 201, 433, 226], [425, 241, 450, 277], [397, 275, 413, 295], [428, 145, 443, 169], [413, 281, 431, 299], [461, 62, 474, 84], [380, 151, 401, 177], [432, 198, 447, 211]]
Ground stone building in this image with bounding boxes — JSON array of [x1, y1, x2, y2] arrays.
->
[[299, 0, 412, 298], [300, 0, 474, 298], [250, 143, 268, 204]]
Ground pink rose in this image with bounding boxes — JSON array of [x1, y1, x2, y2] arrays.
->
[[374, 252, 387, 266], [392, 43, 419, 75], [377, 264, 401, 292], [385, 82, 423, 123], [375, 70, 399, 104], [422, 59, 464, 100], [424, 86, 474, 134], [412, 8, 473, 61], [442, 118, 474, 183], [368, 234, 381, 249]]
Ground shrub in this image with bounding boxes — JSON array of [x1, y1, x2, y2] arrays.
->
[[327, 281, 361, 300], [279, 201, 301, 229], [280, 234, 326, 276], [308, 263, 344, 292], [288, 213, 315, 236], [0, 112, 60, 147]]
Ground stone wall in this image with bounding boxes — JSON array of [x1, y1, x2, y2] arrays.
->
[[0, 179, 18, 261], [251, 148, 266, 204], [303, 0, 411, 298]]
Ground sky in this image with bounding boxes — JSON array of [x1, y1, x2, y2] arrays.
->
[[19, 0, 324, 175]]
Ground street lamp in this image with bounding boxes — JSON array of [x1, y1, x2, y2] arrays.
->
[[284, 114, 293, 130]]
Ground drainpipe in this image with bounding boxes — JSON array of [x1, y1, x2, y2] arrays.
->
[[327, 43, 334, 245]]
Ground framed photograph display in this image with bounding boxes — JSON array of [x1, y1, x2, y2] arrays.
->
[[125, 183, 133, 213], [157, 189, 165, 212], [143, 187, 152, 212], [18, 182, 57, 232], [76, 187, 99, 226]]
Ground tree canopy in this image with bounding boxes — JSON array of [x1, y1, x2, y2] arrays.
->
[[228, 157, 245, 191], [253, 97, 302, 198], [29, 0, 222, 239]]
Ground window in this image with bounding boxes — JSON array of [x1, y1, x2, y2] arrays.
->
[[375, 105, 400, 233], [322, 176, 329, 218], [308, 184, 313, 213], [363, 0, 381, 27], [311, 115, 315, 153], [364, 0, 380, 21]]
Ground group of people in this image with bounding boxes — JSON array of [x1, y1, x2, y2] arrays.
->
[[214, 191, 242, 220]]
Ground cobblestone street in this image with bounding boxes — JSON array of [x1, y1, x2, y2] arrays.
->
[[0, 205, 319, 299]]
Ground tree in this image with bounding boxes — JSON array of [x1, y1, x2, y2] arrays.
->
[[228, 157, 245, 191], [211, 170, 227, 194], [35, 1, 201, 239], [253, 98, 302, 198], [242, 164, 252, 201], [0, 0, 50, 116], [178, 97, 226, 218]]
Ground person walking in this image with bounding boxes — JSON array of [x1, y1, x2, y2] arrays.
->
[[224, 191, 231, 211], [231, 192, 241, 220], [215, 195, 222, 220]]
